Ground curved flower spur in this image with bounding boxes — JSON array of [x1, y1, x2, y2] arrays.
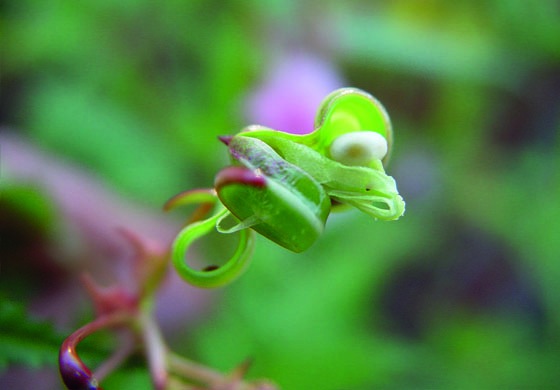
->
[[167, 88, 405, 288]]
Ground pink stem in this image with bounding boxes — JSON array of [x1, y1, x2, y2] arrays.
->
[[94, 331, 136, 382], [140, 313, 169, 390]]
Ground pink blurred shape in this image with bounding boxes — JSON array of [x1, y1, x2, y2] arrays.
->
[[245, 53, 344, 134]]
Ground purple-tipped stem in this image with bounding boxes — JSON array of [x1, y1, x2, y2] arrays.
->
[[218, 135, 233, 146], [214, 166, 266, 191], [59, 343, 99, 390], [59, 313, 132, 390]]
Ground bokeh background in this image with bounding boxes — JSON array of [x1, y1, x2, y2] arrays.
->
[[1, 1, 560, 389]]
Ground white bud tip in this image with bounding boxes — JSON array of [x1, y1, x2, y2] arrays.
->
[[329, 131, 388, 166]]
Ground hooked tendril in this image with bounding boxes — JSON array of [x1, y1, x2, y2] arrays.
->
[[171, 205, 255, 288]]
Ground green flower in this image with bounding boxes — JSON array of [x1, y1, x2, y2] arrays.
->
[[168, 88, 405, 288]]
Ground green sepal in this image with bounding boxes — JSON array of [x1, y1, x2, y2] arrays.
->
[[218, 136, 331, 253]]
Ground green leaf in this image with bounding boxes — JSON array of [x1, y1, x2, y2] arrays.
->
[[0, 299, 106, 371], [0, 300, 62, 369]]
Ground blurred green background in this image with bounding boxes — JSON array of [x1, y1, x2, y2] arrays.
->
[[1, 1, 560, 389]]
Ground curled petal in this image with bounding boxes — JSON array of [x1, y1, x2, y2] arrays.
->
[[314, 87, 393, 167]]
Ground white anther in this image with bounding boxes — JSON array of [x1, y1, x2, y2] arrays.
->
[[329, 131, 388, 166]]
